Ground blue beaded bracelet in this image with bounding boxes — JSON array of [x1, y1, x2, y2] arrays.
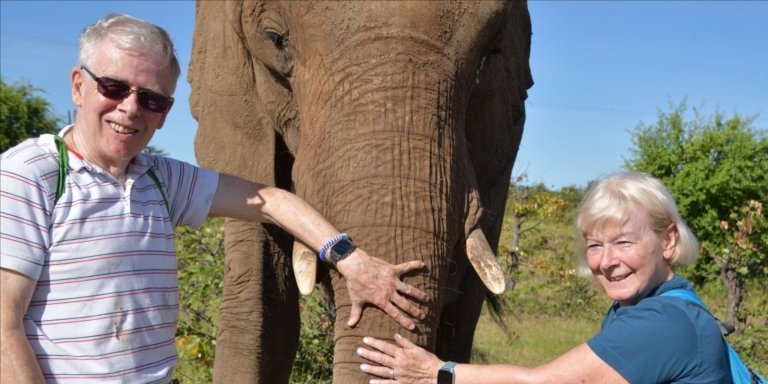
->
[[318, 232, 350, 263]]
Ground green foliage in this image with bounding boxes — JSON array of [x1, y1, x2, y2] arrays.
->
[[626, 101, 768, 282], [728, 278, 768, 374], [172, 218, 336, 383], [144, 145, 170, 156], [290, 293, 335, 383], [499, 182, 602, 318], [0, 78, 63, 152], [498, 179, 571, 283], [507, 182, 569, 224], [717, 199, 768, 277], [173, 218, 225, 383]]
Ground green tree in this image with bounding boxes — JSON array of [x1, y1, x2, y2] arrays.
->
[[144, 145, 169, 156], [504, 175, 568, 276], [626, 100, 768, 328], [1, 78, 63, 152]]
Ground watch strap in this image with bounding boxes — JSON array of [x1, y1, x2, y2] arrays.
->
[[438, 361, 457, 384], [318, 232, 350, 263], [328, 238, 356, 265]]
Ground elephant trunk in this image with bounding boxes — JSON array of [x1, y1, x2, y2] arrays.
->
[[289, 47, 501, 379]]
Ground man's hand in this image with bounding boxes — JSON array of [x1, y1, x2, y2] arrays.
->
[[336, 249, 429, 329]]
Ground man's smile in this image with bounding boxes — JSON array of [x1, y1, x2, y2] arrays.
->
[[109, 122, 138, 134]]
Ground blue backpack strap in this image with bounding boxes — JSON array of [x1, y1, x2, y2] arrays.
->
[[661, 289, 767, 384], [662, 289, 735, 335], [660, 288, 706, 307]]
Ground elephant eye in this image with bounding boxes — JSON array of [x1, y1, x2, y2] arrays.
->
[[266, 30, 287, 51], [262, 28, 293, 77]]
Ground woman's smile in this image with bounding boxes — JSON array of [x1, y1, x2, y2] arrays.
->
[[606, 271, 632, 282]]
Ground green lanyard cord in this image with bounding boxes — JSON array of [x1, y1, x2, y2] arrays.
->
[[146, 167, 170, 214], [53, 135, 170, 214], [54, 136, 68, 202]]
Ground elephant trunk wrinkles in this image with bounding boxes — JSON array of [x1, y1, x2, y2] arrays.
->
[[291, 54, 483, 376]]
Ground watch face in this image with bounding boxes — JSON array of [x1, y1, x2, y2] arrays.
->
[[330, 238, 356, 262], [437, 369, 454, 384]]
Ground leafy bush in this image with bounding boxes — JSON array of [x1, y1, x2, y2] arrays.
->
[[172, 218, 336, 383], [174, 218, 225, 383], [0, 78, 62, 152], [291, 293, 335, 383]]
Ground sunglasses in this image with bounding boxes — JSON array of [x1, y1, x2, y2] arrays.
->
[[80, 66, 174, 113]]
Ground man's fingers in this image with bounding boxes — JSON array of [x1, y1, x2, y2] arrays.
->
[[396, 260, 426, 274], [348, 303, 363, 327], [398, 282, 429, 302], [393, 262, 429, 302], [397, 281, 428, 300], [385, 302, 416, 330], [392, 293, 425, 321]]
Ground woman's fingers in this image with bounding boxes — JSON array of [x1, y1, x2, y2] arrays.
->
[[358, 338, 398, 379], [386, 302, 417, 330], [362, 336, 400, 357], [359, 363, 396, 381], [393, 333, 417, 349]]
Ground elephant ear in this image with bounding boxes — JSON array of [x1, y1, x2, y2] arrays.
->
[[465, 1, 533, 250], [188, 0, 277, 184]]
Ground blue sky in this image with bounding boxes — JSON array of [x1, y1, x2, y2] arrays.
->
[[2, 1, 766, 190]]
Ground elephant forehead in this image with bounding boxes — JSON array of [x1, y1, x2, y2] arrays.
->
[[287, 1, 509, 55]]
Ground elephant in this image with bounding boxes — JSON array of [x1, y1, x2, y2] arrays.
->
[[187, 1, 533, 382]]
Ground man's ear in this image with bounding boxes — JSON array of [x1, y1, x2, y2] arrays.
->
[[662, 224, 679, 260], [71, 67, 84, 108]]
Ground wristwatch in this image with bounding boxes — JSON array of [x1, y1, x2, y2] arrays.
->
[[328, 237, 357, 265], [437, 361, 457, 384]]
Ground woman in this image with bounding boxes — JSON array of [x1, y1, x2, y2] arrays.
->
[[357, 172, 731, 384]]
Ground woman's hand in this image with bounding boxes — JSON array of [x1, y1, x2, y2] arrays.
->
[[357, 333, 443, 384], [336, 250, 429, 329]]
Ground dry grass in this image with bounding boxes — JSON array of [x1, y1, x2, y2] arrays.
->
[[471, 308, 599, 367]]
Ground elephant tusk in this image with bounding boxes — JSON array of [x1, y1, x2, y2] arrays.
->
[[292, 241, 317, 295], [465, 228, 506, 294]]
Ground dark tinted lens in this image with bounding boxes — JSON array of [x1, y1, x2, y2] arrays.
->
[[99, 77, 170, 113], [137, 90, 172, 113], [96, 77, 132, 100]]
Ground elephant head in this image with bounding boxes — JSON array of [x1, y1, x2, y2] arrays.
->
[[188, 1, 532, 382]]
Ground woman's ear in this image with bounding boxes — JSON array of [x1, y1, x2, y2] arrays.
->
[[662, 224, 679, 260], [71, 67, 84, 108]]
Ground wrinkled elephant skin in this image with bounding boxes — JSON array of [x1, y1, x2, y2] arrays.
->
[[189, 1, 532, 383]]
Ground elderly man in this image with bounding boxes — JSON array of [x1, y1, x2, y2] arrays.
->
[[0, 13, 427, 383]]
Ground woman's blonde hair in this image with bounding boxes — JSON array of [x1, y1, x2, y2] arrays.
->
[[575, 172, 699, 271]]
